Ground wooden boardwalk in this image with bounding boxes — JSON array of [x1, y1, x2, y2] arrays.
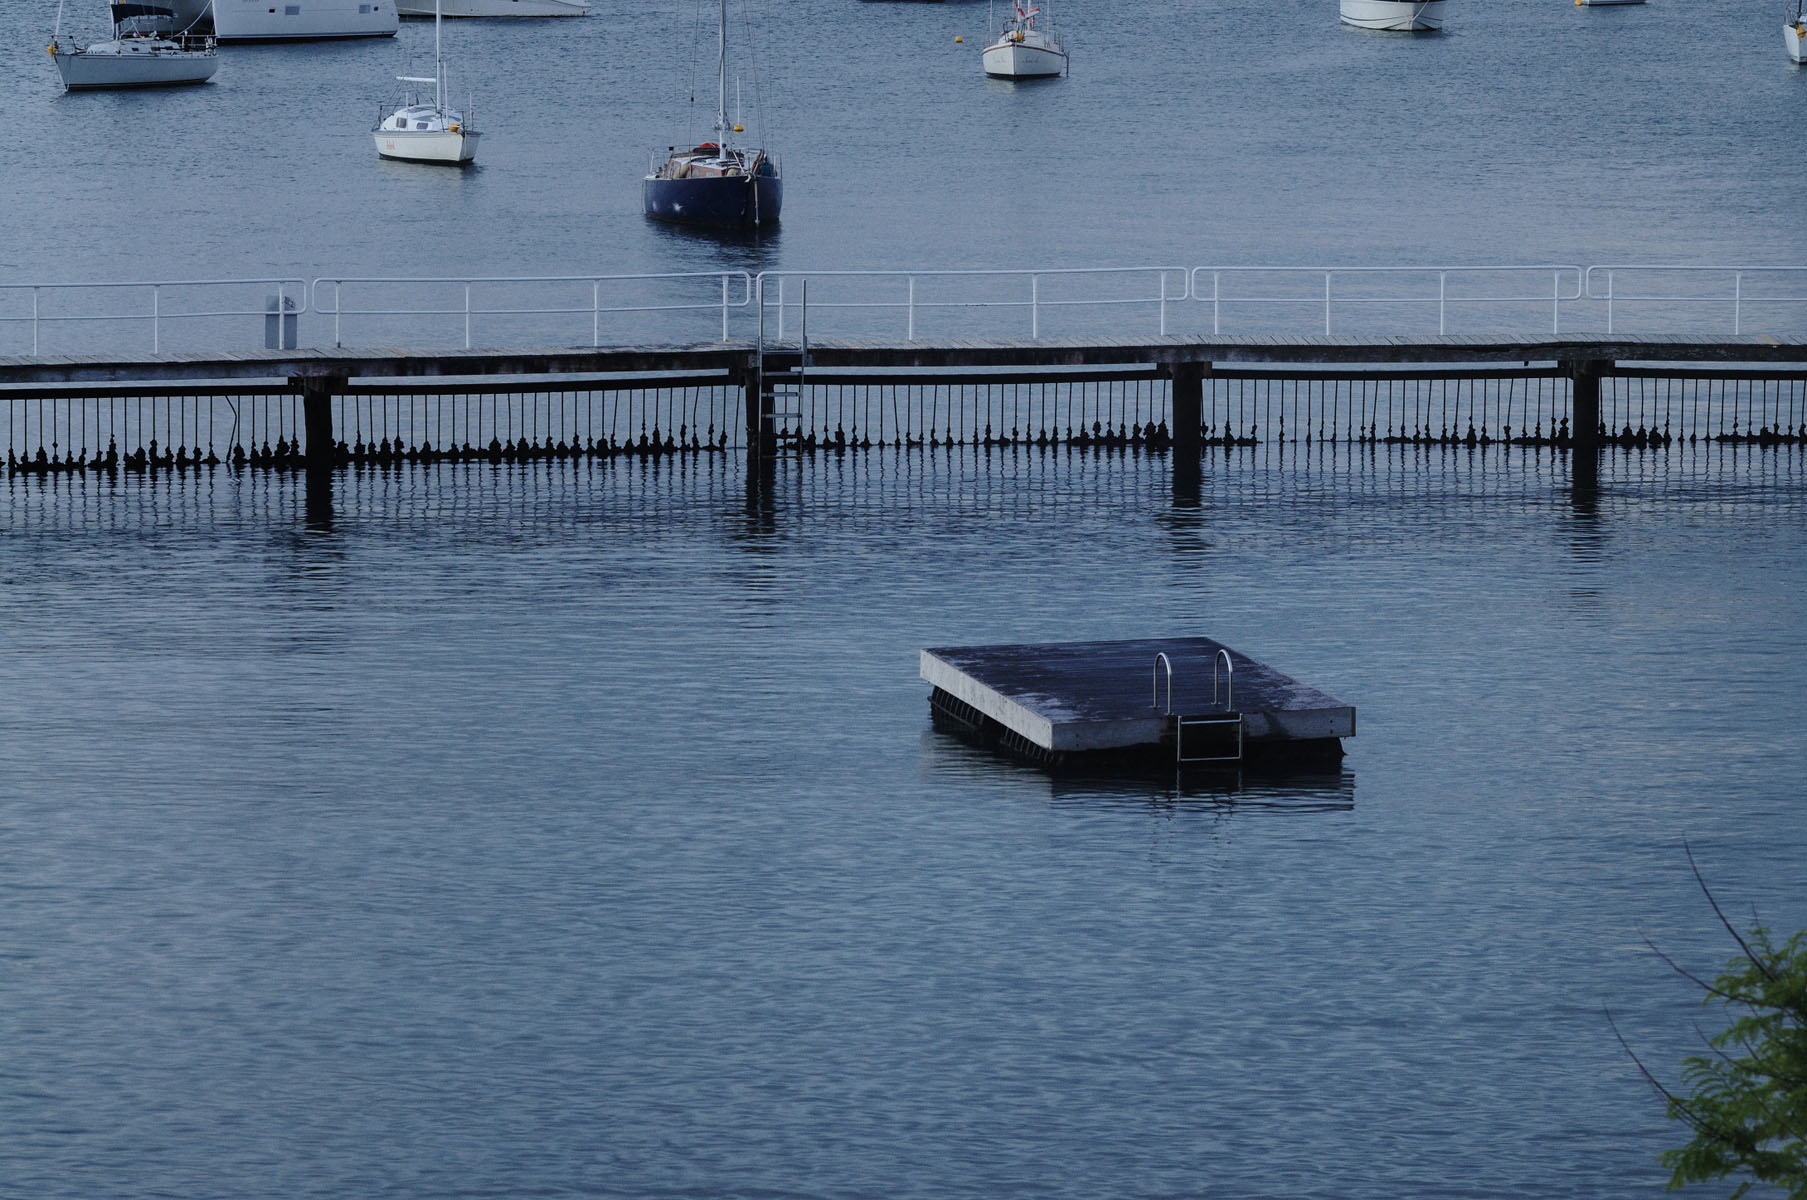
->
[[2, 333, 1804, 388]]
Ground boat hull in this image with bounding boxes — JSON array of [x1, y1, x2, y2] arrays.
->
[[397, 0, 586, 14], [1339, 0, 1444, 31], [982, 36, 1065, 77], [52, 41, 219, 88], [375, 128, 479, 164], [643, 175, 781, 228], [210, 0, 397, 40], [1788, 18, 1806, 62]]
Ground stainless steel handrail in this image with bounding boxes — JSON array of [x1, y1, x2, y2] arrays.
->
[[307, 272, 754, 348], [1152, 652, 1174, 716], [1188, 266, 1585, 337], [1213, 649, 1234, 712], [1585, 265, 1807, 336], [0, 278, 308, 355], [755, 267, 1190, 342]]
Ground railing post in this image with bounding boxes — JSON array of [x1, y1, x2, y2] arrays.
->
[[1734, 271, 1742, 336], [721, 273, 730, 342], [1031, 273, 1040, 339], [31, 287, 38, 356], [593, 280, 601, 347], [907, 275, 916, 342], [1553, 271, 1561, 336], [152, 285, 161, 354], [1159, 272, 1168, 337], [1324, 272, 1332, 336], [776, 276, 786, 342], [463, 283, 472, 349], [1606, 270, 1615, 336], [1213, 271, 1221, 336], [1438, 271, 1447, 336]]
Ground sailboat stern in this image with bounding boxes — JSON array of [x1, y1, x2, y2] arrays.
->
[[643, 157, 781, 227]]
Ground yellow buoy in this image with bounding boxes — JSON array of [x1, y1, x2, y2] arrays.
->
[[954, 34, 963, 42], [733, 123, 744, 132]]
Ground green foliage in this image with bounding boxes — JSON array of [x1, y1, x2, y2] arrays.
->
[[1648, 912, 1807, 1198]]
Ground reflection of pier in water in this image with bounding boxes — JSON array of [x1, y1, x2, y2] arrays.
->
[[3, 337, 1804, 514]]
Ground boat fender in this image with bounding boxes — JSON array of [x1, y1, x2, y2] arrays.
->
[[448, 123, 460, 132], [48, 43, 56, 55]]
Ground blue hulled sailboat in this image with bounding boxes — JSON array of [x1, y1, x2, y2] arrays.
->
[[642, 0, 780, 228]]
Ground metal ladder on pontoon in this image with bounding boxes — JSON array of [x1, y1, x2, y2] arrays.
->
[[1153, 649, 1243, 765], [764, 279, 807, 450]]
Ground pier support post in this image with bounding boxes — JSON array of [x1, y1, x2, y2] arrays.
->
[[1569, 359, 1607, 454], [296, 374, 344, 529], [740, 358, 767, 458], [296, 374, 344, 466], [1168, 360, 1206, 503], [1568, 358, 1607, 494]]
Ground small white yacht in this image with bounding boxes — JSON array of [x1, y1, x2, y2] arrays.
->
[[1339, 0, 1444, 30], [50, 1, 219, 89], [982, 0, 1065, 78], [397, 0, 586, 14], [210, 0, 396, 40], [1787, 0, 1805, 62], [373, 0, 478, 163]]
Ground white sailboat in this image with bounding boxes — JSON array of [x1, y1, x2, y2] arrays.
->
[[982, 0, 1066, 78], [373, 0, 479, 164], [1339, 0, 1444, 31], [50, 0, 219, 90], [397, 0, 587, 15], [1787, 0, 1805, 62]]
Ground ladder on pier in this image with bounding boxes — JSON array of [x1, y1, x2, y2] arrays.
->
[[1154, 650, 1243, 765]]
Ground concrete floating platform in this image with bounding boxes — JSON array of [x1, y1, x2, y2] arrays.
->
[[921, 637, 1354, 768]]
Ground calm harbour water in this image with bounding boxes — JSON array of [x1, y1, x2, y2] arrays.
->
[[5, 0, 1807, 1196]]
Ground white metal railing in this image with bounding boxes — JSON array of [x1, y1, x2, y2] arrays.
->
[[308, 272, 755, 348], [0, 278, 307, 355], [754, 267, 1190, 342], [1188, 266, 1585, 336], [1585, 266, 1807, 336], [6, 266, 1806, 355]]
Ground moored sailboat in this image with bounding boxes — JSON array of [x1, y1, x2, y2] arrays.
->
[[1787, 0, 1805, 62], [49, 0, 218, 90], [643, 0, 780, 228], [372, 0, 479, 164], [1339, 0, 1444, 31], [982, 0, 1066, 78]]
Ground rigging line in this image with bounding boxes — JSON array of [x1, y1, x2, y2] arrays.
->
[[739, 0, 770, 149], [685, 0, 705, 121]]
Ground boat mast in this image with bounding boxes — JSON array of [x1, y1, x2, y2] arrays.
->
[[435, 0, 444, 111], [716, 0, 728, 146]]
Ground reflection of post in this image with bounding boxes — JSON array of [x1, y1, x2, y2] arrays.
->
[[1169, 359, 1205, 503], [297, 373, 343, 527]]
